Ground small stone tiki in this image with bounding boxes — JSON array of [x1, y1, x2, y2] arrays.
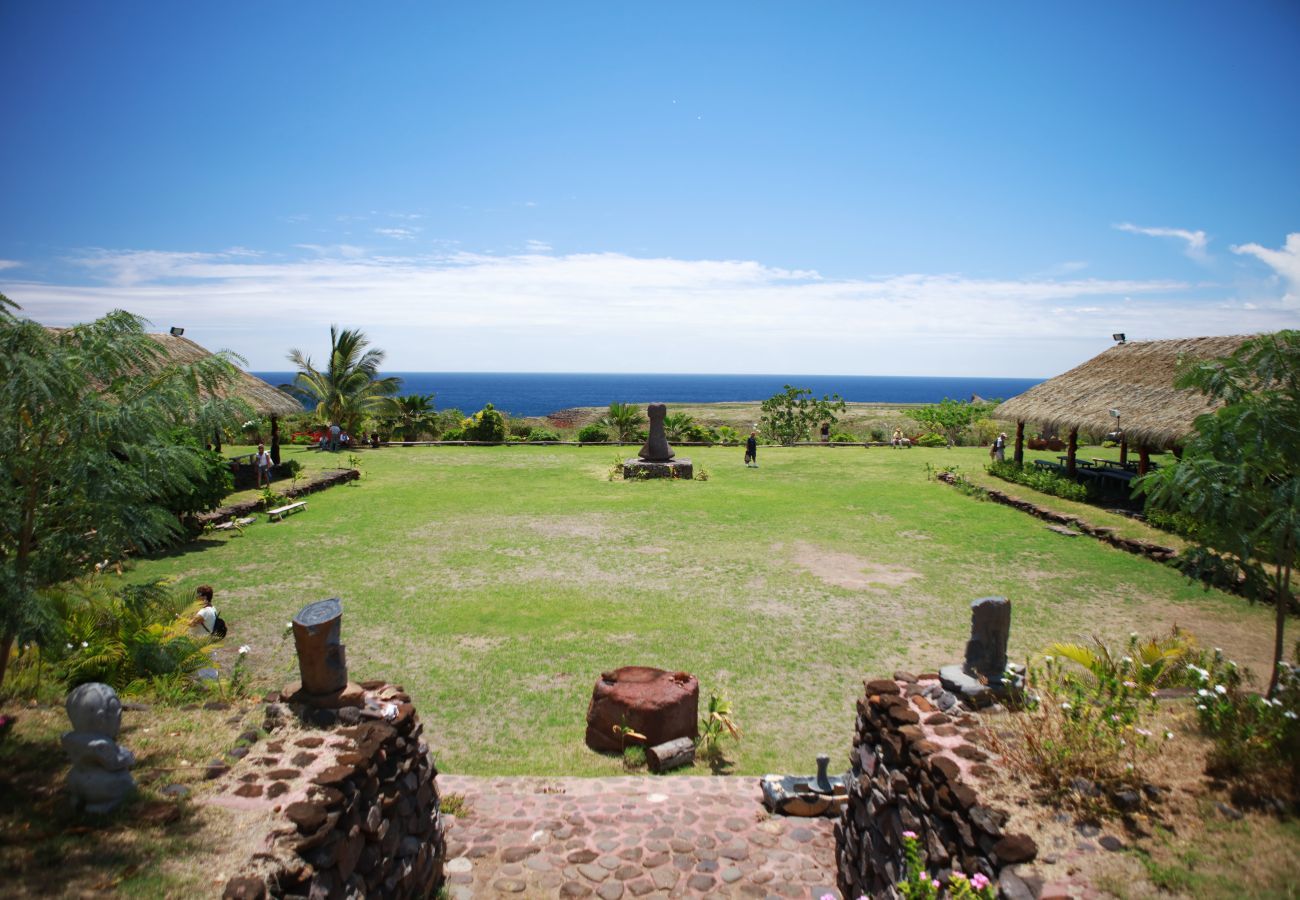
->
[[62, 682, 136, 813]]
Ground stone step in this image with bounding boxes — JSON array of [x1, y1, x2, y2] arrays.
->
[[437, 774, 841, 898]]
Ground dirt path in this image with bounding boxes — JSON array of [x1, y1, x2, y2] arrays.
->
[[437, 774, 841, 898]]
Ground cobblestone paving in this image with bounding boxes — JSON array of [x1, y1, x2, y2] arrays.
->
[[437, 775, 843, 899]]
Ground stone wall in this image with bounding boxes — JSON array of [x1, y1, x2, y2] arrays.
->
[[198, 468, 360, 527], [220, 680, 445, 900], [834, 673, 1038, 898]]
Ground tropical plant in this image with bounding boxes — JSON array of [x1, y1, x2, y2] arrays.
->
[[283, 325, 400, 435], [714, 425, 742, 444], [526, 427, 561, 442], [0, 299, 250, 688], [599, 402, 646, 442], [577, 423, 609, 443], [908, 398, 997, 448], [696, 692, 741, 763], [461, 403, 508, 441], [663, 412, 696, 441], [386, 393, 438, 443], [759, 385, 846, 445], [1137, 330, 1300, 697], [1044, 629, 1201, 692]]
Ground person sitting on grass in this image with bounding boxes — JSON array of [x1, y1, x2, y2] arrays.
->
[[189, 585, 227, 640]]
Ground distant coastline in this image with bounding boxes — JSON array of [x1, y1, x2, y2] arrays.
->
[[253, 371, 1043, 418]]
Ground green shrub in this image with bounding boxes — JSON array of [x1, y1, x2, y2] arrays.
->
[[509, 423, 533, 439], [870, 427, 888, 443], [1190, 653, 1299, 781], [987, 459, 1089, 502], [526, 428, 561, 442], [461, 403, 507, 441], [830, 432, 856, 443], [916, 433, 946, 447], [441, 427, 465, 441], [714, 425, 741, 444], [1142, 507, 1206, 541], [577, 423, 609, 443]]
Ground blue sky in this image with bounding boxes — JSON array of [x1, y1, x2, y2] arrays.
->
[[2, 2, 1298, 376]]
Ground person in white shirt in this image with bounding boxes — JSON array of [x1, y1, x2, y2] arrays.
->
[[189, 585, 225, 638], [255, 443, 273, 487]]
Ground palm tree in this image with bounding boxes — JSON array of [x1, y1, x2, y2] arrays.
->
[[599, 402, 646, 442], [386, 393, 438, 444], [283, 325, 400, 434]]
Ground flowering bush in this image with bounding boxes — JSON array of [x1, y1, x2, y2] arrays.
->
[[1191, 655, 1300, 782], [895, 832, 995, 899], [992, 643, 1171, 794], [460, 403, 508, 442]]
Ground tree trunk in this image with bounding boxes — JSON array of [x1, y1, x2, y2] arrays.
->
[[1014, 421, 1024, 466], [1066, 428, 1078, 477], [1138, 446, 1150, 475], [1269, 560, 1293, 698], [0, 632, 14, 690], [270, 415, 281, 465], [647, 737, 696, 773], [213, 428, 222, 454], [1119, 435, 1128, 466]]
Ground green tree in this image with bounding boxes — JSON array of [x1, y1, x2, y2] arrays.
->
[[907, 398, 995, 448], [600, 402, 647, 442], [1138, 330, 1300, 697], [386, 393, 438, 443], [0, 299, 247, 687], [283, 325, 400, 434], [759, 385, 846, 446], [461, 403, 508, 441]]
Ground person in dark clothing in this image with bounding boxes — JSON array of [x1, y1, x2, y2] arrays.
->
[[744, 431, 758, 467]]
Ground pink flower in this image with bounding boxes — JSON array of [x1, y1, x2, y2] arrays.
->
[[902, 829, 917, 839], [971, 873, 991, 890], [931, 879, 941, 889]]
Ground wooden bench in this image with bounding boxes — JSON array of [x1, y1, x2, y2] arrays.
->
[[267, 501, 307, 522]]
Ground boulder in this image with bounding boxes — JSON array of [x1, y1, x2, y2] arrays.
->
[[585, 667, 698, 753]]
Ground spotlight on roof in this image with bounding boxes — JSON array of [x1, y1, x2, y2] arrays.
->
[[1109, 408, 1121, 419], [1112, 332, 1126, 343], [169, 326, 185, 337]]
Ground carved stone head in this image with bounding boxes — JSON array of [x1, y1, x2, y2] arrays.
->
[[66, 682, 123, 738]]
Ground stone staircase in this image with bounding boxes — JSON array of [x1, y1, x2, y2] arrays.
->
[[436, 775, 842, 899]]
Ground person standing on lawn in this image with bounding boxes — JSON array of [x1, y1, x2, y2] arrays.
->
[[255, 443, 273, 487], [745, 431, 758, 467]]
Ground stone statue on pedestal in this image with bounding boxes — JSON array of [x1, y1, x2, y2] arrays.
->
[[62, 682, 136, 813]]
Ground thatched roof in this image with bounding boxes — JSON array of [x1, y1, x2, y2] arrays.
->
[[994, 335, 1255, 448], [144, 332, 302, 417]]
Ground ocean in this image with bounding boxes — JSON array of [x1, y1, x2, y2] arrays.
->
[[252, 372, 1042, 419]]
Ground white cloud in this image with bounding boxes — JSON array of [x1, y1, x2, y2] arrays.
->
[[1114, 222, 1209, 262], [1232, 232, 1300, 306], [4, 245, 1294, 376], [0, 259, 21, 271], [525, 240, 552, 253], [374, 227, 419, 240]]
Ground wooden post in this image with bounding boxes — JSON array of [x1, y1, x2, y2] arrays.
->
[[1014, 421, 1025, 466], [1119, 434, 1128, 466], [292, 599, 348, 696], [1138, 446, 1151, 475], [1066, 428, 1078, 476], [213, 427, 222, 454], [270, 415, 281, 465]]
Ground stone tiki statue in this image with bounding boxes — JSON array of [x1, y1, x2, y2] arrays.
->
[[638, 403, 675, 462], [62, 682, 136, 813]]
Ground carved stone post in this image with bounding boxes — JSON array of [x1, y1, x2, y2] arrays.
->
[[964, 596, 1010, 683], [292, 598, 348, 697]]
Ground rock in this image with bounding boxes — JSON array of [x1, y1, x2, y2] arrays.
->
[[992, 833, 1038, 864], [1099, 835, 1126, 852], [136, 800, 182, 826], [223, 876, 268, 899], [865, 679, 902, 695], [1046, 525, 1082, 536], [1215, 801, 1244, 821], [160, 783, 190, 798], [584, 667, 698, 753], [1069, 777, 1101, 798], [205, 758, 230, 780], [1111, 789, 1142, 813], [286, 800, 328, 833], [998, 868, 1036, 900]]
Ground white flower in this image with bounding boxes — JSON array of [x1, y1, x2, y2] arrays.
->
[[65, 643, 73, 650], [1136, 728, 1152, 737], [80, 641, 88, 648], [1197, 704, 1207, 711], [1197, 688, 1211, 697], [1129, 632, 1138, 639], [284, 622, 293, 630], [1121, 656, 1133, 665], [1215, 684, 1228, 695], [1125, 762, 1135, 771], [1043, 655, 1054, 663], [1111, 714, 1121, 722], [1285, 711, 1298, 721], [1060, 702, 1072, 710], [1123, 681, 1138, 689], [238, 645, 251, 656]]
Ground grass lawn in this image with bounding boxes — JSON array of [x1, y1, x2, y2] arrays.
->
[[118, 442, 1279, 777]]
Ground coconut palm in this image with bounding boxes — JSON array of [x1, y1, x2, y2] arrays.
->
[[283, 325, 400, 434], [386, 393, 438, 443]]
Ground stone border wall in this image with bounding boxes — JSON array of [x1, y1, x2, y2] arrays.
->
[[198, 468, 360, 527], [221, 681, 444, 899], [835, 673, 1038, 898]]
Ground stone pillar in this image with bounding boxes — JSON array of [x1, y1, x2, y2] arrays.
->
[[964, 596, 1010, 683], [292, 599, 348, 697]]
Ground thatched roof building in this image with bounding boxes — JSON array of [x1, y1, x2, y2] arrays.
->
[[994, 335, 1254, 449], [145, 331, 302, 417]]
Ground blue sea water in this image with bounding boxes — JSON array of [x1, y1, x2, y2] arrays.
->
[[253, 372, 1042, 418]]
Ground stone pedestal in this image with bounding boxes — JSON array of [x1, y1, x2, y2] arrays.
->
[[585, 666, 699, 753], [622, 458, 693, 480]]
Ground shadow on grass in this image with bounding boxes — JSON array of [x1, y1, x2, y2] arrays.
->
[[0, 728, 206, 895]]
